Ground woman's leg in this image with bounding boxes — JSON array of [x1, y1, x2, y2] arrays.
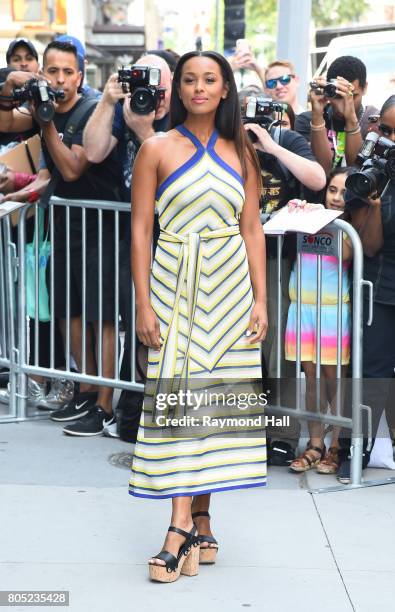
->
[[149, 495, 193, 565], [191, 493, 216, 548]]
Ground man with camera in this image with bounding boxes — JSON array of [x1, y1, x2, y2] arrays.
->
[[0, 38, 41, 170], [243, 96, 326, 465], [0, 40, 122, 436], [336, 95, 395, 482], [83, 54, 171, 441], [83, 54, 171, 198], [296, 56, 379, 174]]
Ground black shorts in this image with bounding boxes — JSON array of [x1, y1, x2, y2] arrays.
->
[[53, 229, 116, 322]]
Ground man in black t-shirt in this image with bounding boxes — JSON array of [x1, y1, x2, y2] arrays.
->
[[0, 41, 121, 436], [295, 56, 379, 174], [244, 121, 326, 462]]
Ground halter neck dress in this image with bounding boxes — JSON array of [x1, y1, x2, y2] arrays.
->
[[129, 124, 267, 499]]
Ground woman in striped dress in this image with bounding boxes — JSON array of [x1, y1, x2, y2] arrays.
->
[[129, 51, 267, 582]]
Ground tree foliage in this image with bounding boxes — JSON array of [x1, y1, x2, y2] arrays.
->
[[242, 0, 370, 61], [312, 0, 370, 27]]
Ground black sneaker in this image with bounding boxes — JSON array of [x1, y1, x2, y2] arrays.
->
[[50, 392, 97, 422], [63, 405, 115, 437], [267, 441, 295, 466]]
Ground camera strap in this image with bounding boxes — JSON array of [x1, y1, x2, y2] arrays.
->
[[39, 97, 98, 208]]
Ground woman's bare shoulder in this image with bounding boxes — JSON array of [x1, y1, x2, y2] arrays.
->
[[140, 129, 181, 154]]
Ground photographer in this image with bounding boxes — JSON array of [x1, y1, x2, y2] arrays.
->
[[337, 95, 395, 482], [83, 54, 172, 441], [83, 54, 171, 198], [0, 39, 40, 154], [0, 41, 122, 436], [244, 99, 326, 464], [295, 56, 379, 174]]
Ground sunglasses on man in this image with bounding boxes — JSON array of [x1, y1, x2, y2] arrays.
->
[[379, 123, 395, 137], [265, 74, 295, 89]]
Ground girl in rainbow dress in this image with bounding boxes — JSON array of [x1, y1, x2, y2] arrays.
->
[[285, 168, 353, 475]]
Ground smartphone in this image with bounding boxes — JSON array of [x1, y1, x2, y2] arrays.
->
[[236, 39, 250, 54]]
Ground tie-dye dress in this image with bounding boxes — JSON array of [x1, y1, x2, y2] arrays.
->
[[285, 251, 351, 365]]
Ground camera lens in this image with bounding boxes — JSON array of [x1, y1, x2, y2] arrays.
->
[[323, 83, 337, 98], [346, 168, 382, 198], [131, 87, 155, 115], [37, 102, 55, 123]]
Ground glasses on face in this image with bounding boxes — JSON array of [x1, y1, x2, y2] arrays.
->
[[379, 123, 395, 137], [265, 74, 294, 89]]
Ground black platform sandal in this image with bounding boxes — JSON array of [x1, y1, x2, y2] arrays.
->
[[148, 525, 200, 583], [192, 511, 219, 564]]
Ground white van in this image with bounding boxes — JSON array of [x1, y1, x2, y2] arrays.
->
[[314, 30, 395, 109]]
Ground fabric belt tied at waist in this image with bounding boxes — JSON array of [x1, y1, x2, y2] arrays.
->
[[151, 224, 240, 420]]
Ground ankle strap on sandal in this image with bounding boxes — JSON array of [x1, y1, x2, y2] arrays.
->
[[168, 525, 196, 539], [192, 511, 210, 519]]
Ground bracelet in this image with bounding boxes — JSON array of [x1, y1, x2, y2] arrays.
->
[[27, 190, 40, 203], [310, 120, 326, 131], [345, 125, 361, 135]]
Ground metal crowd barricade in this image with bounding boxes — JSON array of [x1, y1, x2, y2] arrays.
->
[[0, 211, 19, 423], [6, 197, 143, 421], [3, 199, 395, 491], [264, 218, 395, 492]]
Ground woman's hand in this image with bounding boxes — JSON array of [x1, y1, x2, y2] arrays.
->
[[243, 123, 278, 155], [136, 304, 161, 351], [246, 302, 268, 344]]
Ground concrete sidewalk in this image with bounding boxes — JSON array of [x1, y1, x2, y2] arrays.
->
[[1, 419, 395, 612]]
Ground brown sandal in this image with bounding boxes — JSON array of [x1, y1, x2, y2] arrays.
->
[[289, 442, 326, 473], [316, 447, 341, 474]]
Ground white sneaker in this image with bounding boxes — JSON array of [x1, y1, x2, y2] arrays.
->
[[0, 378, 46, 406], [38, 378, 75, 410], [102, 420, 120, 438]]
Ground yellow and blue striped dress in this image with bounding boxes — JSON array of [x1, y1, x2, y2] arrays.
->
[[129, 124, 267, 499]]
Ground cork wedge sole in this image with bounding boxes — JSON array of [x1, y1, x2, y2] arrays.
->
[[149, 544, 199, 582], [199, 545, 218, 564], [191, 510, 219, 565], [148, 525, 200, 583]]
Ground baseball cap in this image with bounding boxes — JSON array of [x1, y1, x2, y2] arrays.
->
[[6, 38, 38, 64], [55, 35, 85, 71]]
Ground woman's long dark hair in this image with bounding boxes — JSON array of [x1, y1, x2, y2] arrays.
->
[[169, 50, 261, 186]]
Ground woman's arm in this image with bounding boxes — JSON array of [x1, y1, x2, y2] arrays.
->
[[350, 197, 383, 257], [239, 154, 268, 343], [0, 169, 50, 203], [131, 137, 161, 350]]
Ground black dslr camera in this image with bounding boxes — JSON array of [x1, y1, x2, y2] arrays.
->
[[13, 78, 64, 122], [242, 96, 285, 142], [117, 65, 165, 115], [345, 132, 395, 200], [310, 79, 339, 99]]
